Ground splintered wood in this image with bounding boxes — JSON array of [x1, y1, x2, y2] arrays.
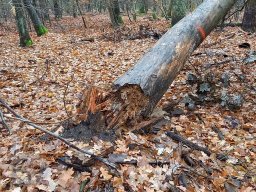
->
[[75, 85, 149, 130], [76, 86, 106, 122]]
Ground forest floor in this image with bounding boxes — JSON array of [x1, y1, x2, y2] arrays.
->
[[0, 15, 255, 192]]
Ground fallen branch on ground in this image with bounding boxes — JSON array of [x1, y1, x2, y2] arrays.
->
[[0, 110, 11, 134], [166, 131, 228, 161], [0, 97, 117, 170]]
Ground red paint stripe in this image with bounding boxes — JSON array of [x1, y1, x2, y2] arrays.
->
[[197, 26, 207, 40]]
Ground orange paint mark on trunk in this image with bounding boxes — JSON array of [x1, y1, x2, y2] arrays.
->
[[197, 26, 207, 40]]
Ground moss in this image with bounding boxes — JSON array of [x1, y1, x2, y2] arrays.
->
[[20, 38, 33, 47], [25, 38, 33, 46], [152, 12, 157, 20], [36, 25, 48, 36], [117, 16, 123, 25]]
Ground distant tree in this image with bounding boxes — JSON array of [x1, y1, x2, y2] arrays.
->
[[38, 0, 50, 22], [13, 0, 33, 46], [72, 0, 77, 18], [171, 0, 186, 26], [242, 0, 256, 32], [23, 0, 48, 36], [53, 0, 63, 19], [138, 0, 148, 14], [108, 0, 123, 27], [75, 0, 87, 29]]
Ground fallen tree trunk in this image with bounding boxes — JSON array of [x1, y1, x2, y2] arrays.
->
[[76, 0, 237, 129], [114, 0, 236, 117]]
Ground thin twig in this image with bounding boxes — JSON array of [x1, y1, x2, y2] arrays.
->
[[6, 115, 71, 125], [0, 110, 11, 134], [0, 97, 117, 170]]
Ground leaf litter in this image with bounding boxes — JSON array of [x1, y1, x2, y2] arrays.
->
[[0, 15, 255, 191]]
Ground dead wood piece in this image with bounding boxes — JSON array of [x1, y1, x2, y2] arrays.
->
[[181, 152, 196, 167], [80, 37, 95, 42], [166, 131, 211, 156], [178, 172, 189, 188], [0, 110, 11, 134], [130, 117, 163, 132], [76, 86, 105, 123], [58, 146, 115, 172], [211, 125, 225, 140], [114, 159, 171, 166], [57, 156, 92, 172], [166, 131, 228, 161]]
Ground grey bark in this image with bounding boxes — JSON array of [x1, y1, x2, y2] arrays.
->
[[108, 0, 123, 27], [38, 0, 50, 21], [12, 0, 33, 46], [242, 0, 256, 32], [53, 0, 62, 19], [114, 0, 236, 116], [23, 0, 47, 36]]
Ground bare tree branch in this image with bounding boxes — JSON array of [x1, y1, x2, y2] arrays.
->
[[0, 97, 117, 170]]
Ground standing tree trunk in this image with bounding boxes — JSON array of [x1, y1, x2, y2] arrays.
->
[[13, 0, 33, 46], [75, 0, 87, 29], [39, 0, 50, 22], [53, 0, 62, 19], [114, 0, 236, 117], [242, 0, 256, 32], [72, 0, 77, 18], [171, 0, 187, 26], [108, 0, 123, 27], [23, 0, 48, 36]]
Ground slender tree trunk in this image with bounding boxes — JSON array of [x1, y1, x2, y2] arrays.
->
[[53, 0, 62, 19], [13, 0, 33, 46], [108, 0, 123, 27], [242, 0, 256, 32], [72, 0, 77, 17], [114, 0, 236, 117], [76, 0, 87, 29], [23, 0, 48, 36], [39, 0, 50, 22]]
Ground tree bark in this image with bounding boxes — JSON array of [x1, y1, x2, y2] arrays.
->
[[242, 0, 256, 32], [38, 0, 50, 22], [13, 0, 33, 47], [114, 0, 236, 117], [75, 0, 87, 29], [53, 0, 62, 19], [23, 0, 48, 36], [108, 0, 123, 27]]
